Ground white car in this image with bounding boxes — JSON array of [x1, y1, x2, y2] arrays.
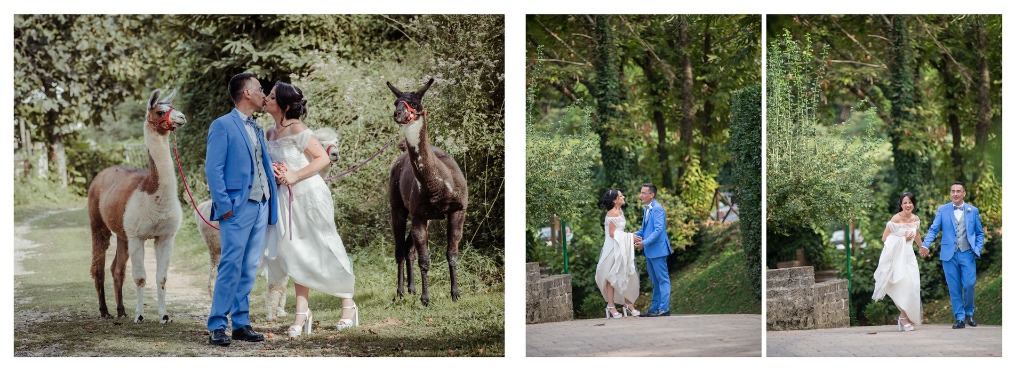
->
[[537, 226, 574, 246], [830, 229, 865, 250]]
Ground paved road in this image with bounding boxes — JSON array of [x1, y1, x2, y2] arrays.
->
[[526, 314, 761, 357], [768, 324, 1001, 356]]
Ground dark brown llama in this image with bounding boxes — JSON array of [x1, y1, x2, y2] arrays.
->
[[88, 89, 186, 323], [387, 78, 468, 306]]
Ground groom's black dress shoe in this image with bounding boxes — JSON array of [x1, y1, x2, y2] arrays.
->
[[208, 328, 231, 346], [952, 320, 966, 329], [639, 311, 656, 317], [231, 325, 264, 342], [651, 310, 671, 317], [966, 315, 977, 327]]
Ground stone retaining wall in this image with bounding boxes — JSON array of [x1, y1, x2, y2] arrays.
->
[[526, 262, 573, 324], [767, 266, 849, 330]]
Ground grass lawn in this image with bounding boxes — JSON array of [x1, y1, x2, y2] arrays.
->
[[14, 203, 504, 356], [671, 225, 761, 315], [922, 265, 1002, 326]]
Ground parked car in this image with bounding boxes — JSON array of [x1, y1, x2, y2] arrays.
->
[[830, 229, 865, 250], [537, 226, 574, 246]]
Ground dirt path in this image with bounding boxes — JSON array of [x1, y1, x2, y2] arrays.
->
[[13, 209, 209, 315]]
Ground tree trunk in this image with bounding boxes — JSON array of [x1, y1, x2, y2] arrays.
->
[[50, 132, 67, 188], [975, 16, 991, 160], [593, 15, 634, 188], [677, 17, 695, 180], [699, 22, 716, 170], [641, 53, 672, 191], [938, 55, 964, 181], [885, 15, 927, 193]]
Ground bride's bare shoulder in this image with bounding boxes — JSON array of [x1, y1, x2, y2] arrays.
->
[[889, 214, 902, 222], [606, 210, 622, 218]]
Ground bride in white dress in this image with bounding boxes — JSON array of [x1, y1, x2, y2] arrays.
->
[[872, 192, 929, 332], [262, 82, 357, 337], [594, 189, 641, 319]]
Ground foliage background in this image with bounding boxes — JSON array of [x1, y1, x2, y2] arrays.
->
[[526, 14, 762, 317], [14, 14, 505, 263], [766, 15, 1002, 325]]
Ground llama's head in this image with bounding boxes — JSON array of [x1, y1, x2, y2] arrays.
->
[[386, 78, 434, 125], [311, 127, 341, 163], [146, 89, 187, 135]]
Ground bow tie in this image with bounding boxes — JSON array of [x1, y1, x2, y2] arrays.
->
[[954, 205, 964, 211]]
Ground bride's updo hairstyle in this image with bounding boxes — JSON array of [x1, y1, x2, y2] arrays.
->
[[600, 189, 621, 211], [274, 81, 308, 120], [896, 192, 917, 213]]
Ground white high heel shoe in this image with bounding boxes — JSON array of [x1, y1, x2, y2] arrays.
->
[[337, 304, 359, 330], [605, 306, 622, 319], [623, 305, 641, 317], [287, 309, 313, 338], [897, 317, 914, 332]]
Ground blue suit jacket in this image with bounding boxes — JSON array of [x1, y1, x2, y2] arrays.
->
[[204, 110, 278, 224], [637, 199, 672, 259], [922, 202, 984, 261]]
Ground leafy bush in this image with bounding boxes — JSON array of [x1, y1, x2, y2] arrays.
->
[[729, 84, 762, 297]]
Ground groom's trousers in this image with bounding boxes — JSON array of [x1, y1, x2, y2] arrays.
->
[[646, 255, 671, 313], [208, 199, 268, 331], [942, 250, 977, 321]]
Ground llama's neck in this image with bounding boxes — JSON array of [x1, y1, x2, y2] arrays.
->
[[403, 117, 442, 182], [142, 128, 178, 196]]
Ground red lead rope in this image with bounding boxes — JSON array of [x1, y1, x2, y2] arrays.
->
[[174, 131, 396, 238], [172, 133, 219, 231]]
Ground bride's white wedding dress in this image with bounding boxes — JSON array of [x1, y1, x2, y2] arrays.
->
[[594, 214, 640, 304], [264, 128, 355, 298], [872, 220, 922, 325]]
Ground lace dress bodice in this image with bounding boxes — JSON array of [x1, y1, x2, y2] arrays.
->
[[265, 129, 322, 194], [605, 215, 627, 236], [885, 220, 921, 242]]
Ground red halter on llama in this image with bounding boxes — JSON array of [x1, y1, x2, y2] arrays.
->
[[88, 89, 186, 323], [387, 78, 469, 306]]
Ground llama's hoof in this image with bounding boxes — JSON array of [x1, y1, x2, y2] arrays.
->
[[134, 315, 144, 324], [99, 310, 113, 319], [451, 291, 460, 301], [160, 315, 171, 324], [420, 295, 431, 307]]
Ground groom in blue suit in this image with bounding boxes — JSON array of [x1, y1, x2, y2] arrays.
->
[[922, 181, 984, 329], [204, 72, 279, 346], [634, 183, 673, 317]]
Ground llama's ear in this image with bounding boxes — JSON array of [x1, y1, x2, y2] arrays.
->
[[149, 89, 161, 109], [386, 81, 403, 98], [162, 89, 177, 104], [414, 78, 434, 99]]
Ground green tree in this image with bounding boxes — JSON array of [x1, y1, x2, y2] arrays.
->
[[766, 31, 885, 267], [14, 15, 170, 188]]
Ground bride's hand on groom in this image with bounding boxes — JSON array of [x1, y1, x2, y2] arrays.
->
[[918, 246, 930, 257]]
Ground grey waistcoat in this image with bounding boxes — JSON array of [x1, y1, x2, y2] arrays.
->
[[245, 122, 270, 202]]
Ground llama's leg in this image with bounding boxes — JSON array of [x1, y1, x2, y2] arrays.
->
[[111, 237, 130, 319], [446, 210, 466, 301], [90, 217, 113, 318], [405, 233, 416, 295], [154, 235, 174, 324], [391, 208, 409, 301], [128, 237, 147, 323], [410, 217, 431, 306], [208, 235, 220, 298]]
